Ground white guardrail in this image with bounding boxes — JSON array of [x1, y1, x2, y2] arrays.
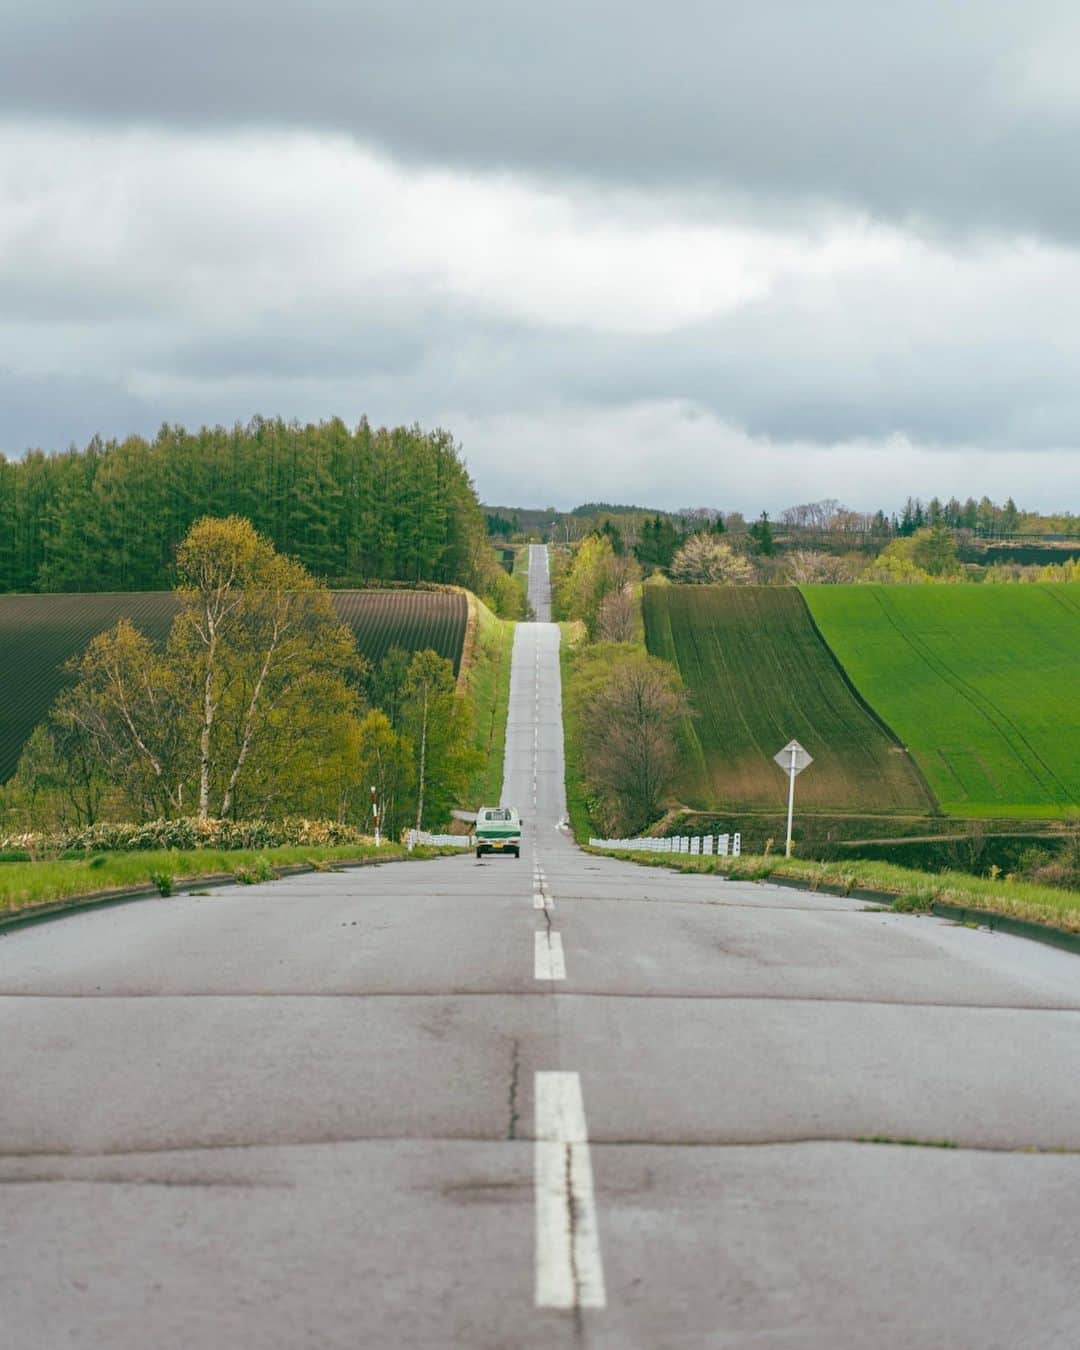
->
[[589, 833, 741, 857], [406, 830, 474, 851]]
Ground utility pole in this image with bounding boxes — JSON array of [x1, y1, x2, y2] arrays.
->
[[371, 784, 380, 847]]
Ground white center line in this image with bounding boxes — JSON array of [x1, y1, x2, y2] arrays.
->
[[534, 931, 566, 980], [533, 891, 553, 910], [534, 1072, 607, 1310]]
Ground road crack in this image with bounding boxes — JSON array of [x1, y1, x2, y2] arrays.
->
[[565, 1143, 586, 1332], [507, 1039, 521, 1140]]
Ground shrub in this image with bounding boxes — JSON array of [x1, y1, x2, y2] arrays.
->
[[893, 891, 936, 913], [233, 855, 277, 885], [149, 870, 174, 897], [1, 816, 370, 855]]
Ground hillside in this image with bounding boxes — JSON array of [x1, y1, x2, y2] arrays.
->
[[803, 584, 1080, 817], [0, 589, 467, 782], [642, 585, 935, 813]]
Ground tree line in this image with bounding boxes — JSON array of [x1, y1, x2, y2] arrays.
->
[[0, 417, 495, 595]]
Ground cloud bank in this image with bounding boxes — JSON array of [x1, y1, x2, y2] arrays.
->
[[2, 5, 1079, 509]]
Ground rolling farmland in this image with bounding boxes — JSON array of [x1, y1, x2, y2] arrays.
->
[[643, 585, 935, 813], [803, 583, 1080, 817], [0, 589, 467, 782]]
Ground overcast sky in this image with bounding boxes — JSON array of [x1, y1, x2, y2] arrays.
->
[[3, 2, 1080, 512]]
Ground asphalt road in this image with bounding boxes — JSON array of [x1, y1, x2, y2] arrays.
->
[[3, 545, 1080, 1348]]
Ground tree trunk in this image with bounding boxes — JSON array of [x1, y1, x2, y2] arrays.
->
[[198, 620, 218, 821], [414, 686, 429, 832], [220, 635, 277, 819]]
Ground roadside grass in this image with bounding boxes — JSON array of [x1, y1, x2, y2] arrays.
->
[[511, 546, 532, 617], [463, 596, 516, 807], [558, 621, 593, 841], [590, 845, 1080, 934], [802, 582, 1080, 817], [0, 841, 457, 915]]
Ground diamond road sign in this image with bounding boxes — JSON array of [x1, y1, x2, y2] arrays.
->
[[774, 739, 813, 775]]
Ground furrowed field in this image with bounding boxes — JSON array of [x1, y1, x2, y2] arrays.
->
[[642, 585, 935, 813], [803, 583, 1080, 817], [0, 589, 467, 782]]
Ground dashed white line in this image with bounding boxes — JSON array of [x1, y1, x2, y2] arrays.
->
[[534, 1072, 606, 1310], [534, 931, 566, 980]]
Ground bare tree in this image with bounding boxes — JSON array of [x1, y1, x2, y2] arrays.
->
[[596, 586, 639, 642], [783, 550, 859, 584], [579, 655, 689, 834]]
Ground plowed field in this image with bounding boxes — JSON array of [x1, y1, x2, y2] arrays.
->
[[803, 584, 1080, 816], [642, 585, 935, 813], [0, 590, 467, 782]]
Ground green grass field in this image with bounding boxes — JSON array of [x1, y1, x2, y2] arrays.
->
[[642, 586, 936, 814], [803, 584, 1080, 817]]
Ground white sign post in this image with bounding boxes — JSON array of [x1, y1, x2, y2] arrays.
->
[[773, 740, 813, 858]]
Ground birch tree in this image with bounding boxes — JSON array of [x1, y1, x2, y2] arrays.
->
[[171, 516, 361, 819], [402, 650, 480, 831]]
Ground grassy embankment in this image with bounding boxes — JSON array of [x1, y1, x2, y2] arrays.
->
[[0, 841, 464, 917], [591, 845, 1080, 934], [462, 594, 516, 807], [642, 585, 935, 814], [511, 545, 532, 617], [558, 620, 592, 840], [803, 583, 1080, 818]]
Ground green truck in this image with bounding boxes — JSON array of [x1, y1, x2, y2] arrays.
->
[[475, 807, 522, 859]]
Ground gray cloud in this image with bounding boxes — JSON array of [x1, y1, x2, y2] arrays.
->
[[3, 10, 1080, 510], [4, 3, 1080, 238]]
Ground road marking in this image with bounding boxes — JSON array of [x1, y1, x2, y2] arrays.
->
[[534, 1072, 606, 1310], [533, 891, 552, 911], [534, 931, 566, 980]]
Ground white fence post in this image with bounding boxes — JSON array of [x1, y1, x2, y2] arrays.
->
[[587, 827, 741, 857]]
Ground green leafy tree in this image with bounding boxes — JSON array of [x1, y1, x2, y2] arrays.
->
[[402, 650, 481, 831], [747, 511, 775, 557], [634, 515, 683, 571], [367, 646, 413, 729], [910, 525, 961, 577], [0, 417, 494, 595], [172, 516, 363, 819], [355, 709, 416, 839], [52, 618, 188, 818], [553, 535, 641, 637]]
